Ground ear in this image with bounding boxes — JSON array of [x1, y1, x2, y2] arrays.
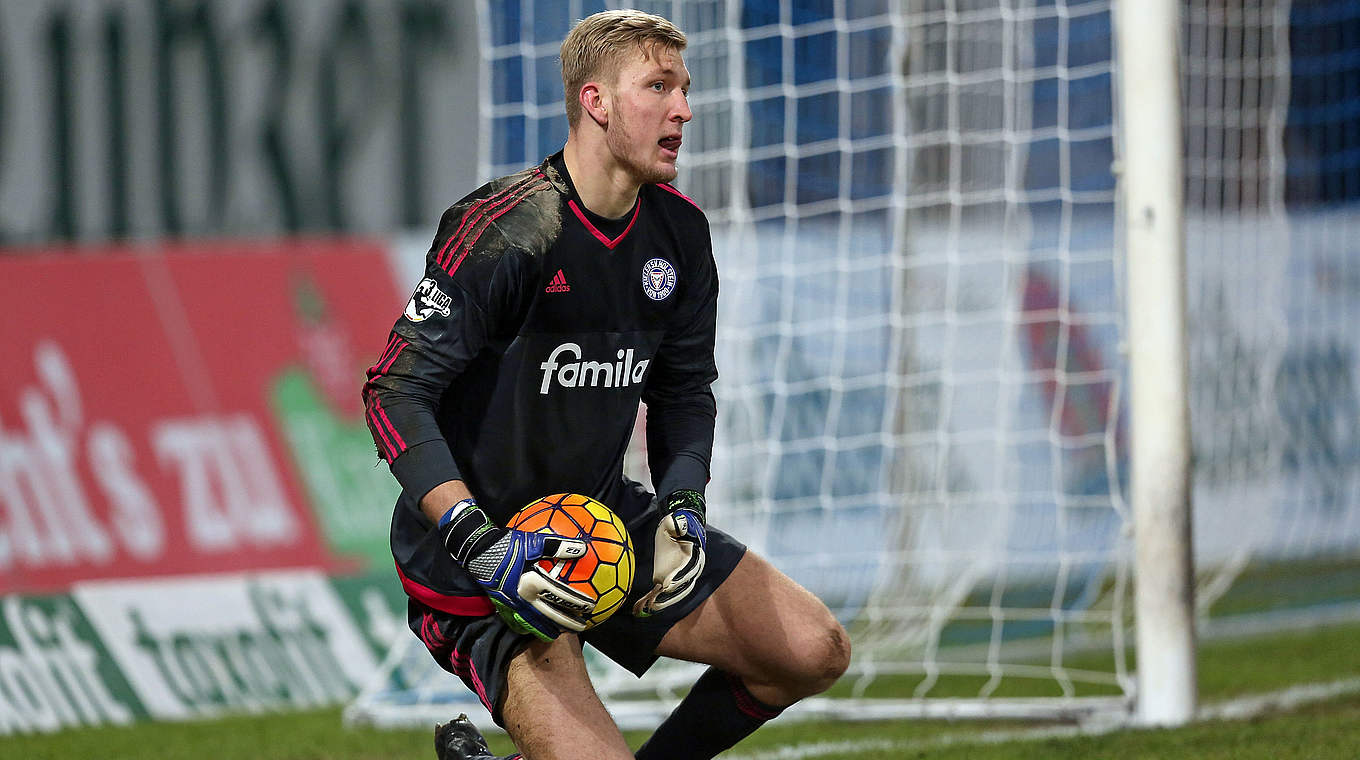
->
[[580, 82, 609, 128]]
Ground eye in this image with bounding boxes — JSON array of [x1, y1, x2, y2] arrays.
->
[[651, 82, 665, 92]]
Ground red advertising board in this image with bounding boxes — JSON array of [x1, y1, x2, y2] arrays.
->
[[0, 240, 406, 594]]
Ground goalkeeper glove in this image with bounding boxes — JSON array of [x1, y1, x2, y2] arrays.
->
[[438, 498, 593, 640], [633, 489, 708, 617]]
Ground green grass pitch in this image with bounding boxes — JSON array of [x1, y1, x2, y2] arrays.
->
[[5, 621, 1358, 759]]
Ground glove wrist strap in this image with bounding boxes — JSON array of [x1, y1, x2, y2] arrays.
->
[[662, 489, 706, 523], [439, 499, 501, 565]]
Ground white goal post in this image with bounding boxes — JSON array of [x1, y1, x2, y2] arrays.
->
[[1115, 0, 1196, 726], [348, 0, 1360, 732]]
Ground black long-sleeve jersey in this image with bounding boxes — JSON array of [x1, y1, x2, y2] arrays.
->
[[363, 151, 718, 613]]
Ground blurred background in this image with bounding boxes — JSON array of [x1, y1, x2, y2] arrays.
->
[[1, 0, 1358, 738]]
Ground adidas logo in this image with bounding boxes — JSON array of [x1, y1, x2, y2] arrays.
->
[[545, 269, 571, 293]]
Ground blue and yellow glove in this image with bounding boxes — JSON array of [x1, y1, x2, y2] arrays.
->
[[439, 498, 592, 640]]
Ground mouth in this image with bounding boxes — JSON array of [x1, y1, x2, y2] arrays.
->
[[658, 136, 682, 159]]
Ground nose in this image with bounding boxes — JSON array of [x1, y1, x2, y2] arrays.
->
[[672, 91, 692, 123]]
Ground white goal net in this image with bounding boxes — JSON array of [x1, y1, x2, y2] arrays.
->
[[348, 0, 1360, 731]]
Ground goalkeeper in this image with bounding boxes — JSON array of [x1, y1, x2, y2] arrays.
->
[[362, 9, 849, 760]]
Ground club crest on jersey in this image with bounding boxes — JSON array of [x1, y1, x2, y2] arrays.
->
[[642, 257, 677, 301], [404, 278, 452, 322], [539, 342, 651, 395]]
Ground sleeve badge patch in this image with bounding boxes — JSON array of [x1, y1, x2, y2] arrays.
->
[[404, 278, 453, 322]]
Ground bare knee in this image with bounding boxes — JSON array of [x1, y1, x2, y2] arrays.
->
[[770, 616, 852, 699], [664, 551, 852, 703], [803, 619, 852, 694]]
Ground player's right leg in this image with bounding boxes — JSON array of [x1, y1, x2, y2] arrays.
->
[[435, 714, 519, 760], [413, 600, 631, 760], [498, 633, 634, 760]]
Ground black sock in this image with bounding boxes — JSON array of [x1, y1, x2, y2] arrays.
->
[[634, 667, 787, 760]]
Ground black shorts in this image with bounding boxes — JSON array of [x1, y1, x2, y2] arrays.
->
[[406, 489, 747, 725]]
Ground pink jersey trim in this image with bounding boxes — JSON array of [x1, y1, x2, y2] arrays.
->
[[450, 647, 493, 713], [567, 199, 641, 250], [461, 180, 552, 256], [371, 333, 399, 368], [727, 671, 781, 721], [366, 334, 405, 377], [396, 562, 495, 617], [439, 174, 548, 274], [365, 401, 399, 461], [434, 173, 541, 270], [657, 182, 701, 210], [363, 335, 410, 462], [377, 340, 405, 373], [372, 400, 406, 451]]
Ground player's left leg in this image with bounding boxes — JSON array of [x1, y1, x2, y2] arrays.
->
[[634, 550, 851, 760], [659, 549, 850, 703]]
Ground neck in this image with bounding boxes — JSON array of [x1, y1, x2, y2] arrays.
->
[[563, 136, 641, 219]]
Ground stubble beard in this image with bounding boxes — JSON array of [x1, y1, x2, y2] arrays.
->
[[607, 116, 678, 185]]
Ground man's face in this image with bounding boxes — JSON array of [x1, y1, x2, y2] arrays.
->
[[603, 45, 692, 185]]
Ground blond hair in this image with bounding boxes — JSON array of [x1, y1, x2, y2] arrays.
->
[[560, 10, 687, 127]]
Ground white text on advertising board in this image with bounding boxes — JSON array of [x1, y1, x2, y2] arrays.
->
[[0, 596, 134, 734]]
